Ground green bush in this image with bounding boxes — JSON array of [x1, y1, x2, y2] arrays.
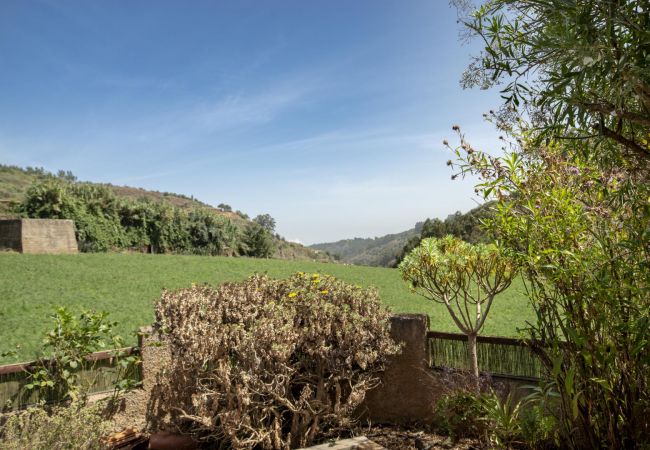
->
[[433, 382, 559, 449], [242, 222, 275, 257], [519, 404, 557, 449], [451, 129, 650, 448], [433, 390, 486, 441], [23, 307, 141, 404], [19, 179, 243, 256], [152, 273, 400, 449], [480, 390, 526, 449]]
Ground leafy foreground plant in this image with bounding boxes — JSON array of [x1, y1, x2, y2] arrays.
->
[[434, 383, 559, 449], [0, 308, 140, 449], [433, 389, 487, 442], [449, 126, 650, 448], [22, 307, 141, 405], [153, 273, 401, 450]]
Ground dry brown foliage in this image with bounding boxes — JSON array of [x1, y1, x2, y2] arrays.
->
[[152, 273, 400, 449]]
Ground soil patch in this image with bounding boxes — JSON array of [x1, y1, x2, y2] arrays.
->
[[361, 425, 481, 450]]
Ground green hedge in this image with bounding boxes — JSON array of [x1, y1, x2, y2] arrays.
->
[[17, 179, 267, 256]]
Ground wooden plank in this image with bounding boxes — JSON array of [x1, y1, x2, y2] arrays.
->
[[0, 347, 142, 410], [0, 347, 137, 375], [426, 331, 530, 346], [0, 362, 32, 376]]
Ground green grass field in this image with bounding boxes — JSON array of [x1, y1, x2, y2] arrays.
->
[[0, 253, 535, 363]]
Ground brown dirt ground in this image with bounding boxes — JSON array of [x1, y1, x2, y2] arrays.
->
[[360, 425, 481, 450], [104, 388, 482, 449]]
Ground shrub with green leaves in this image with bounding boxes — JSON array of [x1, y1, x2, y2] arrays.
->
[[434, 385, 558, 449], [19, 179, 243, 256], [450, 127, 650, 448], [242, 222, 275, 258], [433, 390, 487, 441], [24, 307, 140, 404], [153, 273, 400, 449]]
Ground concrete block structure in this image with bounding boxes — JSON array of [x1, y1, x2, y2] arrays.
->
[[361, 314, 442, 424], [0, 219, 78, 254]]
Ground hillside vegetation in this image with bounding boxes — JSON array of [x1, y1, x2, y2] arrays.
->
[[311, 203, 491, 267], [0, 164, 329, 261], [0, 165, 216, 216], [310, 227, 419, 267], [0, 252, 534, 363]]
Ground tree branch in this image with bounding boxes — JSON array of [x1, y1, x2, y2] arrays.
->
[[597, 125, 650, 159], [583, 102, 650, 127]]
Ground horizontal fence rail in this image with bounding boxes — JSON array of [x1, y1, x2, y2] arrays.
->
[[0, 347, 140, 410], [427, 331, 545, 380]]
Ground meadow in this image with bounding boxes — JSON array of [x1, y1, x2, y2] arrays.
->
[[0, 252, 535, 363]]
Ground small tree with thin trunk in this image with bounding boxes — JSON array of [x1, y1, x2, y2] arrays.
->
[[399, 235, 516, 387]]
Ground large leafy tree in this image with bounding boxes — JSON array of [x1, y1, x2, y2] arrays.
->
[[242, 223, 275, 258], [451, 1, 650, 446], [253, 213, 276, 234], [458, 0, 650, 164]]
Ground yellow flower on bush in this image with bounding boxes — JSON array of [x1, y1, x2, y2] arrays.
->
[[288, 292, 298, 298], [320, 290, 329, 295]]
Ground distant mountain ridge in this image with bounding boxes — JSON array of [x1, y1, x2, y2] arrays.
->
[[310, 225, 422, 267], [311, 203, 491, 267]]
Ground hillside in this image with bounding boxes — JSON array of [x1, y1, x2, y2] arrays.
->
[[0, 165, 231, 219], [0, 164, 330, 262], [310, 226, 421, 267], [311, 203, 492, 267]]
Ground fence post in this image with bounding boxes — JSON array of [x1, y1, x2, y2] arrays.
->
[[360, 314, 441, 424], [138, 326, 171, 393]]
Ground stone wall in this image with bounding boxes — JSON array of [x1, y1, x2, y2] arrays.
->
[[0, 219, 78, 254]]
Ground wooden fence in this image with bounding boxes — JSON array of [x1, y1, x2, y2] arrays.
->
[[0, 347, 140, 410], [1, 330, 545, 410], [427, 331, 545, 381]]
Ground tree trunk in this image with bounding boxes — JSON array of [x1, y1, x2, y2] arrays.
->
[[467, 332, 479, 390]]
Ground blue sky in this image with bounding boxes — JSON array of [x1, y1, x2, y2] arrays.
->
[[0, 0, 502, 244]]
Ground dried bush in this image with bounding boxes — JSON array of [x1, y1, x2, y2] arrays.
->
[[152, 273, 400, 449], [0, 402, 110, 450]]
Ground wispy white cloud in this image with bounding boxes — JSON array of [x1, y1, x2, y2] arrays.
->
[[195, 86, 312, 134], [112, 71, 324, 149], [325, 179, 419, 197]]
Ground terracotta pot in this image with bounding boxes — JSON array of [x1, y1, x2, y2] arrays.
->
[[148, 432, 198, 450]]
